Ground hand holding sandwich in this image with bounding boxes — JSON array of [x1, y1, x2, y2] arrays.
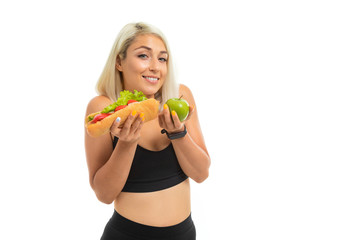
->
[[110, 111, 144, 143], [85, 90, 159, 138]]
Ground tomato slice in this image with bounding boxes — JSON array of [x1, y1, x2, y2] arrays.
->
[[115, 105, 127, 112], [127, 99, 138, 104], [91, 113, 112, 123]]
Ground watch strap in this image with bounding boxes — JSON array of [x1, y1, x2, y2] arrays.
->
[[161, 125, 187, 140]]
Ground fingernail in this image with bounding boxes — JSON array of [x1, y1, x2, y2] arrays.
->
[[132, 110, 137, 116], [164, 104, 168, 110], [139, 113, 144, 118], [116, 117, 121, 122], [172, 110, 176, 116]]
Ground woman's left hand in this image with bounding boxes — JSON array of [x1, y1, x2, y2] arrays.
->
[[158, 104, 195, 134]]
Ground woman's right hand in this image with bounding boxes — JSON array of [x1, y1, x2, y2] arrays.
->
[[110, 110, 145, 143]]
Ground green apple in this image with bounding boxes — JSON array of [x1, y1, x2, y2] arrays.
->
[[166, 97, 190, 122]]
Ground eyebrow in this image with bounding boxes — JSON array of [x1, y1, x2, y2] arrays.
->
[[134, 46, 168, 55]]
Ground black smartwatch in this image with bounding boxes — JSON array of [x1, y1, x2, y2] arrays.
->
[[161, 125, 187, 140]]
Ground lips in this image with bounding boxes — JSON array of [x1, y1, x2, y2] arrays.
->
[[143, 75, 159, 84]]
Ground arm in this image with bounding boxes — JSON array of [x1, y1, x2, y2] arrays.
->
[[171, 131, 210, 183], [84, 96, 143, 204], [158, 84, 211, 183]]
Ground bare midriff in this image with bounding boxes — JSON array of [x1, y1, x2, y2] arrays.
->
[[114, 178, 191, 227]]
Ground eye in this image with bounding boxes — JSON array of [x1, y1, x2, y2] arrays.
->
[[159, 57, 167, 62], [138, 54, 148, 59]]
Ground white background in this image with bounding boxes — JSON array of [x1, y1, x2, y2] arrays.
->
[[1, 0, 359, 239]]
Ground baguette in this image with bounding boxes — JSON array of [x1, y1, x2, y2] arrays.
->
[[85, 98, 159, 137]]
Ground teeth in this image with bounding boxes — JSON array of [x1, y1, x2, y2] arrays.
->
[[144, 76, 159, 81]]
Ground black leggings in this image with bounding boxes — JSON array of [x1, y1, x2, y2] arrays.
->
[[100, 210, 196, 240]]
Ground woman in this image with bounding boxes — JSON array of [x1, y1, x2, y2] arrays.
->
[[84, 22, 211, 240]]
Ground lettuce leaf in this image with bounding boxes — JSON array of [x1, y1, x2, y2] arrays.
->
[[101, 90, 147, 113]]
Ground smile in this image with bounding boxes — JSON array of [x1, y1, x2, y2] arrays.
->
[[143, 76, 159, 84]]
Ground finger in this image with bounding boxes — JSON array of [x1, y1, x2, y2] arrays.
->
[[162, 104, 170, 116], [171, 110, 183, 129], [110, 117, 122, 136], [163, 104, 174, 128], [134, 117, 145, 135], [185, 105, 195, 121], [158, 108, 168, 128], [158, 114, 165, 129], [130, 113, 144, 134], [120, 110, 138, 137]]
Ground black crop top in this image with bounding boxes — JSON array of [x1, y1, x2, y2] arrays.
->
[[113, 137, 188, 193]]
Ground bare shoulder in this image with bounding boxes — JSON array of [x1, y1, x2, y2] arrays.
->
[[179, 84, 192, 96], [86, 95, 113, 116], [179, 84, 195, 106]]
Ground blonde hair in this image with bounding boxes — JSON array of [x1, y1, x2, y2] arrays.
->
[[96, 22, 178, 105]]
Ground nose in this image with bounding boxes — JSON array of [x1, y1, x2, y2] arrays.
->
[[149, 58, 160, 72]]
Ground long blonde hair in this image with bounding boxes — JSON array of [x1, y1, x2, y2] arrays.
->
[[96, 22, 178, 105]]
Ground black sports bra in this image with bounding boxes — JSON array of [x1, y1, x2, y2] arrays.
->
[[113, 137, 188, 193]]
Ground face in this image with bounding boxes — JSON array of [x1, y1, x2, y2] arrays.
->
[[116, 34, 168, 98]]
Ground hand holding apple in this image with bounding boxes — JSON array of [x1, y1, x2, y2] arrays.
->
[[166, 97, 190, 122], [158, 96, 194, 134]]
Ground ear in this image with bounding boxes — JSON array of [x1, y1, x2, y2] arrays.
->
[[116, 56, 123, 71]]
